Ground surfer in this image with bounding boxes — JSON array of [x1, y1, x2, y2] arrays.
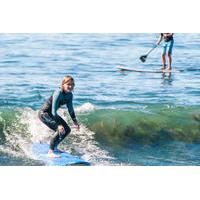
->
[[38, 76, 80, 158], [156, 33, 174, 70]]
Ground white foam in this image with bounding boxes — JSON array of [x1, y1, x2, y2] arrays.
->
[[16, 107, 53, 159], [20, 107, 52, 143], [18, 107, 115, 165], [66, 125, 115, 165], [75, 102, 95, 113]]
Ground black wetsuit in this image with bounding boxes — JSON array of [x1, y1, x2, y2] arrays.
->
[[38, 89, 77, 150]]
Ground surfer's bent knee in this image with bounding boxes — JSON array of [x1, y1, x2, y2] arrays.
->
[[61, 125, 71, 136]]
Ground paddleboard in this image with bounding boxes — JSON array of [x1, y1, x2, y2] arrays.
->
[[117, 65, 178, 73], [32, 143, 91, 166]]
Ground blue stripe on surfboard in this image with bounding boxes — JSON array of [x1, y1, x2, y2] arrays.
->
[[32, 143, 91, 166]]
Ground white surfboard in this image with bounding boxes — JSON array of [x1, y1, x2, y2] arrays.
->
[[117, 65, 178, 73], [32, 143, 91, 166]]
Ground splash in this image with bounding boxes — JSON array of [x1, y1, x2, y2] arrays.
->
[[75, 102, 95, 113], [0, 106, 114, 165]]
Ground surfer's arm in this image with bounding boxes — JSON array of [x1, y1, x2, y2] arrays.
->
[[67, 93, 78, 124], [52, 90, 60, 117]]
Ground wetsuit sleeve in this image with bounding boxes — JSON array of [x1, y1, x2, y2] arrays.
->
[[67, 93, 77, 123], [52, 90, 60, 117]]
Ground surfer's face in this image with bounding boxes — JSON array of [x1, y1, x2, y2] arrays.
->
[[62, 81, 74, 92]]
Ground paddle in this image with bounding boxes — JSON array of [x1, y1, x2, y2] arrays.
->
[[140, 45, 158, 63]]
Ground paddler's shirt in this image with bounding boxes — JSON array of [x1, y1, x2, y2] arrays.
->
[[41, 89, 77, 123], [161, 33, 174, 42]]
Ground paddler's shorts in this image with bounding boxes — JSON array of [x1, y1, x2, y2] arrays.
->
[[162, 39, 174, 55]]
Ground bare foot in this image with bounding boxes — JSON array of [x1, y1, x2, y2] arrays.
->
[[48, 150, 61, 158]]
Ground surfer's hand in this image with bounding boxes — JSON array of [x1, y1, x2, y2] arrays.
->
[[73, 122, 80, 131], [58, 125, 65, 134]]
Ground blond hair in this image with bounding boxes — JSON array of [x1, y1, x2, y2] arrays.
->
[[61, 76, 75, 92]]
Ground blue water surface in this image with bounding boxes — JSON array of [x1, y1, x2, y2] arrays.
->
[[0, 33, 199, 110]]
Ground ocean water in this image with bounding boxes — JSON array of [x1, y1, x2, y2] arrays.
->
[[0, 33, 200, 166]]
